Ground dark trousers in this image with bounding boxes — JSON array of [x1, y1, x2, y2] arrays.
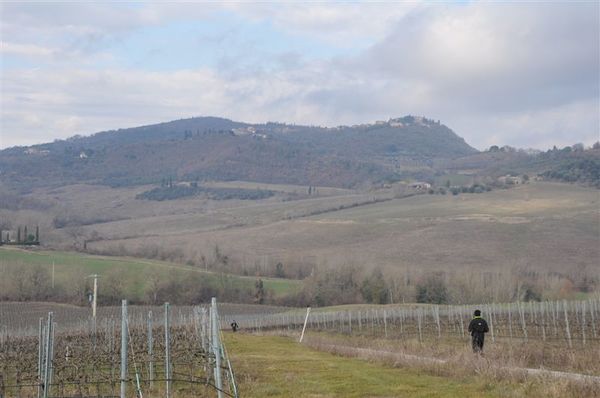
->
[[471, 333, 485, 353]]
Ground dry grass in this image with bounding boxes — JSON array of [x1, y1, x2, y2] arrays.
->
[[4, 181, 598, 301], [80, 182, 600, 297], [288, 331, 600, 397]]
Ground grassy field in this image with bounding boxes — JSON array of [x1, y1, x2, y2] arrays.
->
[[225, 332, 507, 398], [0, 247, 301, 299]]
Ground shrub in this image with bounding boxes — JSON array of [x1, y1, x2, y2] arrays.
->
[[416, 274, 448, 304]]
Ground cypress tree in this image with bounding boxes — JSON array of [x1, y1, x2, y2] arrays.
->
[[17, 227, 21, 243], [36, 226, 39, 242], [24, 226, 28, 242]]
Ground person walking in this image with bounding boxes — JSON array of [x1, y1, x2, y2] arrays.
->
[[468, 309, 489, 353]]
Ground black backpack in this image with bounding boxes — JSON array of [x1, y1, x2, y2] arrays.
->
[[471, 318, 487, 333]]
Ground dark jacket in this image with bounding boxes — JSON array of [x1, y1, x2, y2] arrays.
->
[[468, 317, 489, 336]]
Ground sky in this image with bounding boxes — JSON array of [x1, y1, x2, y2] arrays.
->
[[1, 1, 599, 150]]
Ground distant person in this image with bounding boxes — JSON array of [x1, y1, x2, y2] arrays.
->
[[468, 310, 489, 353], [230, 320, 239, 332]]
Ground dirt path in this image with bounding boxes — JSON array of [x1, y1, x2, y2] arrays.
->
[[312, 343, 600, 385]]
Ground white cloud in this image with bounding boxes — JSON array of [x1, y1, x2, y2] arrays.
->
[[225, 2, 422, 45], [0, 2, 598, 150], [1, 42, 54, 57], [461, 99, 600, 150]]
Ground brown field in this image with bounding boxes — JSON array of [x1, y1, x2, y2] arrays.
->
[[88, 183, 598, 272], [2, 181, 598, 302]]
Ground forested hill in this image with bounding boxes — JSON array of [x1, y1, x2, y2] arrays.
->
[[0, 115, 477, 189]]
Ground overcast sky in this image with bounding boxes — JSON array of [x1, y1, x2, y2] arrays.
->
[[1, 1, 598, 150]]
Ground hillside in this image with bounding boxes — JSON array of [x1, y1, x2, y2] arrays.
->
[[0, 115, 476, 189], [3, 178, 595, 306], [81, 182, 598, 299], [1, 116, 598, 308], [441, 145, 600, 186]]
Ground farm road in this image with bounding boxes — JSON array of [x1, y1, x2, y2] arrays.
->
[[312, 343, 600, 385]]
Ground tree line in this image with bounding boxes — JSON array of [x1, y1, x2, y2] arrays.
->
[[277, 264, 599, 307], [0, 225, 40, 245], [0, 262, 270, 306]]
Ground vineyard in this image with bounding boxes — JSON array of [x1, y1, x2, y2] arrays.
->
[[0, 302, 289, 339], [232, 299, 600, 347], [0, 300, 245, 398], [227, 298, 600, 379], [2, 298, 600, 397]]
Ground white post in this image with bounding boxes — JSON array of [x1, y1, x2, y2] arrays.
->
[[358, 310, 362, 332], [383, 310, 388, 338], [348, 311, 352, 334], [48, 321, 55, 389], [508, 303, 513, 340], [211, 298, 223, 398], [299, 307, 311, 343], [120, 300, 127, 398], [165, 302, 171, 398], [488, 305, 495, 343], [590, 299, 597, 338], [580, 301, 586, 346], [417, 310, 423, 342], [201, 308, 207, 352], [42, 312, 53, 398], [148, 310, 154, 388], [518, 302, 527, 341], [92, 275, 98, 319], [37, 318, 44, 398], [564, 300, 572, 348], [434, 306, 441, 339]]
